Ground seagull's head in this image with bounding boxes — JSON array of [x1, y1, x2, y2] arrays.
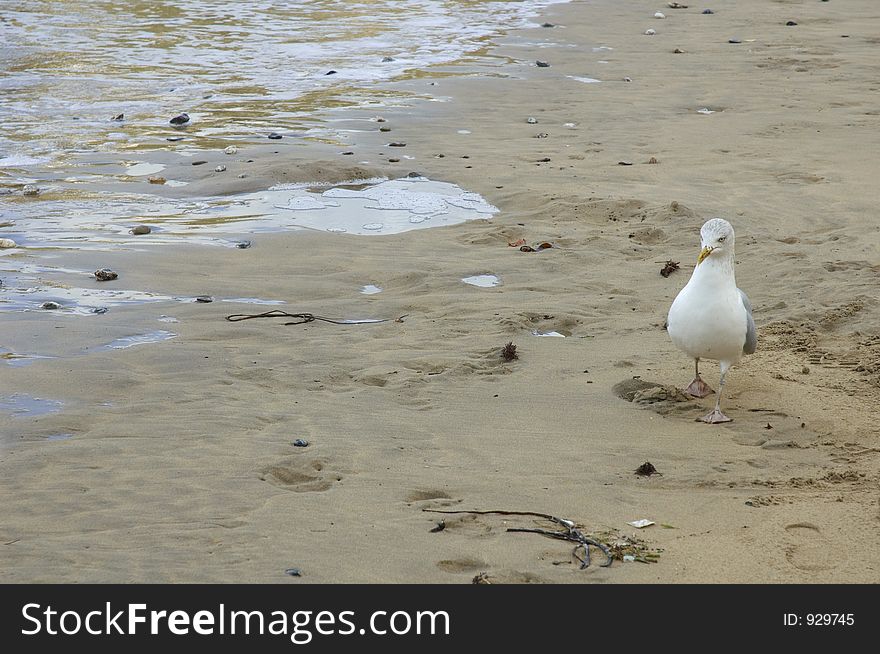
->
[[697, 218, 735, 264]]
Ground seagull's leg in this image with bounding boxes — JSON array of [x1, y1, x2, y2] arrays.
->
[[685, 358, 714, 398], [699, 362, 733, 423]]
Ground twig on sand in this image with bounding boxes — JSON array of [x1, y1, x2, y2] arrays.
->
[[225, 310, 408, 326], [422, 508, 613, 569]]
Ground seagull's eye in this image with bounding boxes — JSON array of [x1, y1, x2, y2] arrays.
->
[[717, 236, 726, 243]]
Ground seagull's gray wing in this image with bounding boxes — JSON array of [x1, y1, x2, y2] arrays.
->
[[738, 288, 757, 355]]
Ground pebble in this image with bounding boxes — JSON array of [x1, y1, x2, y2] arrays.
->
[[375, 116, 386, 122], [388, 142, 406, 147], [618, 160, 634, 166], [191, 160, 207, 166], [292, 439, 310, 447], [22, 185, 39, 196], [195, 295, 213, 303], [527, 117, 538, 124], [166, 136, 184, 142], [535, 60, 550, 67], [624, 76, 633, 82], [214, 165, 226, 172], [236, 240, 251, 249], [702, 9, 714, 14], [341, 151, 354, 155], [381, 56, 394, 62], [284, 568, 303, 577], [534, 132, 549, 138], [674, 48, 685, 53], [325, 70, 337, 75], [388, 158, 400, 163], [237, 174, 247, 178], [94, 268, 118, 282], [169, 113, 190, 126], [655, 12, 666, 19], [729, 38, 742, 44], [0, 238, 18, 248], [112, 113, 124, 121], [267, 133, 282, 139], [92, 307, 109, 314], [379, 126, 391, 132], [41, 301, 62, 310], [786, 21, 797, 26], [223, 145, 237, 155], [130, 225, 151, 235], [645, 29, 656, 35], [148, 176, 166, 184]]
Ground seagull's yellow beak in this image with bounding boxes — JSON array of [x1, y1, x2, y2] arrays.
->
[[697, 246, 714, 265]]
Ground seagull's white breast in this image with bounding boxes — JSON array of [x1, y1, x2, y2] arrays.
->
[[667, 262, 748, 364]]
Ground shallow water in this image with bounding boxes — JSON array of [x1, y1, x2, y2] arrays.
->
[[0, 1, 560, 321], [101, 330, 178, 350], [0, 393, 63, 418], [0, 0, 567, 169]]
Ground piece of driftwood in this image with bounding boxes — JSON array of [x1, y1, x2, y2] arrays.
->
[[423, 508, 613, 569]]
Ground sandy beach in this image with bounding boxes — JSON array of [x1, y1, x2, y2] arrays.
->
[[2, 0, 879, 583]]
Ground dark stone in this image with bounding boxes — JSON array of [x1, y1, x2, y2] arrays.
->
[[786, 21, 797, 26], [284, 568, 302, 577], [166, 136, 184, 142], [325, 70, 337, 75], [169, 113, 189, 125], [267, 133, 282, 139], [293, 439, 310, 447], [535, 60, 551, 67], [728, 38, 742, 43], [388, 142, 406, 147], [702, 9, 714, 14], [111, 114, 124, 121], [195, 295, 213, 303], [191, 160, 207, 166], [94, 269, 118, 282], [236, 240, 251, 249]]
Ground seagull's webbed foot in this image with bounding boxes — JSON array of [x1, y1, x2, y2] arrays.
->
[[698, 409, 732, 424], [685, 376, 714, 398]]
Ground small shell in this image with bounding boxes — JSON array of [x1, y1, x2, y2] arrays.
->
[[41, 301, 62, 310], [223, 145, 237, 155], [0, 238, 18, 249], [644, 28, 656, 35], [22, 185, 39, 196], [526, 117, 538, 124], [654, 12, 666, 19], [214, 165, 226, 172]]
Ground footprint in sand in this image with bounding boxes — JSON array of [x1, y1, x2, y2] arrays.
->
[[436, 557, 486, 573], [783, 522, 833, 572], [260, 457, 341, 492]]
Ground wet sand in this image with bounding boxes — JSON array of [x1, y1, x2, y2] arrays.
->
[[2, 0, 879, 583]]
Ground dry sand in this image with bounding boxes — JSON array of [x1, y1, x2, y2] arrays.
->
[[2, 0, 879, 583]]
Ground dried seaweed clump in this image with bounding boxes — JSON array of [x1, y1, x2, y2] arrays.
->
[[501, 342, 518, 361]]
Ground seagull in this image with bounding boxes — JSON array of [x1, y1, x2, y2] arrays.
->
[[667, 218, 757, 423]]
